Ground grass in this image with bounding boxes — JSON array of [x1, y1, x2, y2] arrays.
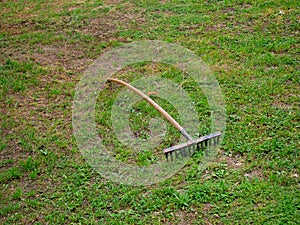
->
[[0, 0, 299, 224]]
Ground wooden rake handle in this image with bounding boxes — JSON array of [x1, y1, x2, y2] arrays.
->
[[107, 78, 192, 141]]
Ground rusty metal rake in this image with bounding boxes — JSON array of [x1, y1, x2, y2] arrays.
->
[[107, 78, 221, 161]]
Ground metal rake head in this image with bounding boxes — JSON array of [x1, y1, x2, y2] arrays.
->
[[164, 132, 221, 161]]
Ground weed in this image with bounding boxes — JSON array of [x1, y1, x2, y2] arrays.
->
[[12, 188, 22, 200]]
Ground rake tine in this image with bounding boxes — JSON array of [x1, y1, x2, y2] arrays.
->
[[217, 135, 220, 144], [175, 150, 179, 159], [180, 149, 185, 158], [184, 147, 188, 157], [166, 152, 173, 162], [214, 137, 217, 145], [195, 144, 198, 154], [181, 148, 186, 157], [196, 142, 200, 151], [166, 152, 169, 162], [191, 144, 197, 157], [188, 146, 192, 156], [188, 146, 191, 157]]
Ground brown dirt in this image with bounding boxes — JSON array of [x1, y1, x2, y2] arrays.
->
[[0, 3, 148, 213], [1, 0, 146, 70], [244, 169, 265, 180]]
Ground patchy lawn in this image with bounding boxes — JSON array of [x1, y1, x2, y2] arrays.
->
[[0, 0, 299, 224]]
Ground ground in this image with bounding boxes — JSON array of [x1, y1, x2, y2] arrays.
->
[[0, 0, 299, 224]]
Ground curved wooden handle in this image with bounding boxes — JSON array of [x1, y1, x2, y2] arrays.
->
[[107, 78, 185, 133]]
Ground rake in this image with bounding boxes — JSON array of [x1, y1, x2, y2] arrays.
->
[[107, 78, 221, 161]]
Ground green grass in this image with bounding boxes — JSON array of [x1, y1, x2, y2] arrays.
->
[[0, 0, 299, 224]]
